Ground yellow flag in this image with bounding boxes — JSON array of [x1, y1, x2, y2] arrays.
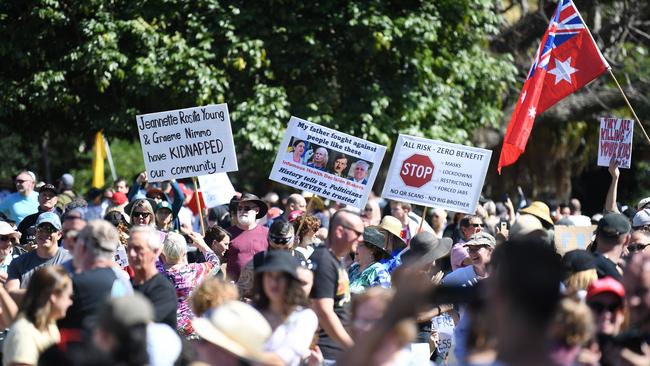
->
[[92, 131, 106, 188]]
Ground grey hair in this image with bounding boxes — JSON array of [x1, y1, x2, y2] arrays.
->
[[355, 160, 369, 171], [129, 225, 162, 251], [77, 220, 120, 261], [162, 232, 186, 264]]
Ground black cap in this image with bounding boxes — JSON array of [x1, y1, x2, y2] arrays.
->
[[597, 213, 631, 237], [255, 251, 300, 280], [562, 249, 596, 275], [39, 184, 57, 195]]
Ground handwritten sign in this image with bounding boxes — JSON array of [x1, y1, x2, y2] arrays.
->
[[554, 225, 596, 255], [381, 135, 491, 214], [136, 104, 237, 182], [598, 117, 633, 169], [269, 117, 386, 209]]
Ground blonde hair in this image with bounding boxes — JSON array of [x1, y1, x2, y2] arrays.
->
[[162, 232, 186, 265], [551, 297, 594, 347], [21, 266, 71, 330], [190, 277, 239, 316], [564, 269, 598, 292], [130, 199, 155, 227]]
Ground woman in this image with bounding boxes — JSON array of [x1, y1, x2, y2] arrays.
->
[[202, 224, 230, 277], [292, 214, 321, 259], [2, 266, 73, 366], [562, 249, 598, 296], [348, 227, 391, 294], [254, 251, 318, 366], [129, 199, 156, 228], [286, 139, 305, 163], [307, 147, 329, 171], [162, 231, 219, 339]]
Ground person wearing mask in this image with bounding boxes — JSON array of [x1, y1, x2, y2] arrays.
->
[[254, 251, 319, 366], [2, 266, 73, 366]]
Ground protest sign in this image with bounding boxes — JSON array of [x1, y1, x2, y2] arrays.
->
[[554, 225, 596, 255], [269, 117, 386, 209], [598, 117, 633, 169], [197, 173, 236, 208], [381, 135, 491, 214], [136, 104, 237, 182]]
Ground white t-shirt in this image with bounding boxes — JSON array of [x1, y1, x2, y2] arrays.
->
[[2, 317, 60, 366], [264, 307, 318, 366]]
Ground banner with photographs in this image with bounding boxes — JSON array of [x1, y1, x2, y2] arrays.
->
[[269, 117, 386, 209]]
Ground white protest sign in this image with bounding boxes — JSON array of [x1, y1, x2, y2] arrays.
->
[[381, 135, 491, 214], [136, 104, 238, 182], [598, 117, 633, 169], [269, 117, 386, 209], [197, 173, 236, 208]]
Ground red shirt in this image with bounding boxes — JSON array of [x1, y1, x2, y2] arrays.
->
[[225, 224, 269, 281]]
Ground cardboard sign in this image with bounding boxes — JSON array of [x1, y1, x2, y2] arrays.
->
[[269, 117, 386, 209], [197, 173, 236, 208], [381, 135, 491, 214], [136, 104, 238, 182], [598, 117, 633, 169], [554, 225, 596, 255]]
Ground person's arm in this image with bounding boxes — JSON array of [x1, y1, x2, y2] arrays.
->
[[604, 157, 620, 213], [311, 298, 353, 348], [0, 284, 18, 328], [127, 172, 147, 201], [168, 180, 184, 218]]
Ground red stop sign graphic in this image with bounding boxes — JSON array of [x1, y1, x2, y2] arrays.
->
[[400, 154, 435, 188]]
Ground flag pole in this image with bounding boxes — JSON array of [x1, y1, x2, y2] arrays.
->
[[418, 207, 428, 233], [608, 70, 650, 144], [192, 176, 206, 236]]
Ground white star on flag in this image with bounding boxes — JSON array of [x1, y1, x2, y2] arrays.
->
[[548, 57, 578, 85], [527, 107, 536, 119], [520, 91, 527, 104]]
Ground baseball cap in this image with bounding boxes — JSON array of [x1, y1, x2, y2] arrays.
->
[[562, 249, 596, 275], [597, 212, 631, 237], [39, 184, 57, 195], [632, 209, 650, 228], [155, 201, 173, 214], [60, 173, 74, 188], [36, 212, 62, 231], [637, 197, 650, 211], [463, 231, 496, 248], [111, 192, 128, 206], [586, 276, 625, 300]]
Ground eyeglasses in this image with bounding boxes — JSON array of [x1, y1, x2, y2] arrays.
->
[[0, 235, 11, 242], [471, 223, 483, 228], [588, 301, 622, 314], [37, 225, 58, 234], [299, 259, 317, 271], [341, 225, 363, 238], [466, 245, 489, 252], [628, 243, 649, 253], [238, 205, 257, 212], [132, 211, 151, 218]]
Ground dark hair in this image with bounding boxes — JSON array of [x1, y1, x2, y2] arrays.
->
[[269, 220, 294, 239], [254, 272, 308, 318], [204, 224, 229, 245], [104, 210, 129, 228], [22, 266, 71, 330], [460, 215, 482, 228], [292, 139, 305, 148], [99, 323, 149, 366]]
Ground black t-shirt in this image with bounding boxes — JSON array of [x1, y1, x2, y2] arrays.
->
[[133, 273, 178, 329], [59, 267, 124, 331], [17, 209, 62, 245], [309, 247, 351, 360], [594, 253, 623, 281]]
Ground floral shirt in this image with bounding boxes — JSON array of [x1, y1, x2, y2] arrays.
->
[[164, 251, 219, 338], [348, 261, 391, 294]]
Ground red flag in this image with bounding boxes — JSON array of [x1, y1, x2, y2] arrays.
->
[[498, 0, 609, 173]]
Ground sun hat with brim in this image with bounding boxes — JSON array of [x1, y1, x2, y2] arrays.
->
[[402, 232, 452, 267], [597, 212, 631, 237], [236, 193, 268, 219], [192, 301, 272, 363], [586, 276, 625, 300], [519, 201, 554, 226], [0, 221, 21, 240], [363, 227, 389, 258], [378, 215, 403, 241], [463, 232, 496, 248], [510, 214, 544, 239], [255, 250, 300, 280], [632, 209, 650, 229]]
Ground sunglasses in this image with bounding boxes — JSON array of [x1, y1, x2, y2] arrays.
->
[[132, 211, 151, 218], [269, 235, 293, 245], [0, 235, 12, 242], [628, 243, 649, 253], [471, 223, 483, 228], [588, 301, 622, 314], [238, 205, 258, 212], [342, 225, 363, 238], [37, 225, 58, 234]]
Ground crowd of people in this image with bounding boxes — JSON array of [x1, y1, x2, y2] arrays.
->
[[0, 166, 647, 366]]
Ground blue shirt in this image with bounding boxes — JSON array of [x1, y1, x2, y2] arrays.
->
[[0, 191, 39, 225]]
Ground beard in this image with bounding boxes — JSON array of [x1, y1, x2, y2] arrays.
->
[[238, 213, 254, 226]]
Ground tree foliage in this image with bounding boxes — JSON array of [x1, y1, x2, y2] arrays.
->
[[0, 0, 515, 190]]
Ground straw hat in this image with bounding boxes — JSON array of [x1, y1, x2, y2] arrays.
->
[[519, 201, 554, 226]]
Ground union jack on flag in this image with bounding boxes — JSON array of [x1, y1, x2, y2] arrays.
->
[[498, 0, 609, 173]]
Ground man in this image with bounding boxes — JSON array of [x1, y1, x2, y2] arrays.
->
[[61, 208, 87, 252], [389, 201, 433, 244], [310, 210, 364, 362], [225, 193, 269, 281], [59, 220, 132, 337], [114, 177, 129, 195], [442, 231, 496, 363], [592, 212, 630, 281], [567, 197, 591, 226], [628, 229, 650, 254], [632, 208, 650, 231], [277, 193, 306, 223], [0, 171, 39, 225], [348, 160, 369, 184], [56, 173, 77, 210], [128, 225, 177, 328], [430, 208, 448, 239], [329, 153, 349, 177], [17, 183, 60, 243], [5, 212, 72, 294]]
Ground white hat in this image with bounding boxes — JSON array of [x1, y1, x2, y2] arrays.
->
[[638, 197, 650, 211], [192, 301, 271, 363], [0, 221, 21, 240], [632, 209, 650, 228], [510, 214, 544, 239]]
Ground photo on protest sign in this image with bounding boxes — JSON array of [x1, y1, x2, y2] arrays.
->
[[381, 134, 492, 214], [136, 104, 238, 182], [597, 117, 633, 169], [269, 117, 386, 209]]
